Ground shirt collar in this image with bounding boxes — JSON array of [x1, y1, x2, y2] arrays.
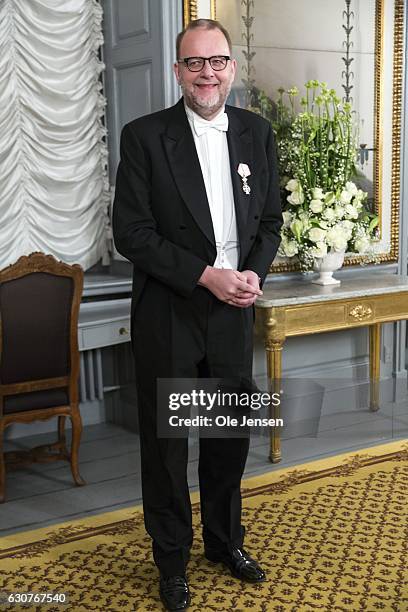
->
[[184, 103, 227, 128]]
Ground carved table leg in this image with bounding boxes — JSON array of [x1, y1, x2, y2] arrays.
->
[[266, 339, 284, 463], [369, 323, 381, 412]]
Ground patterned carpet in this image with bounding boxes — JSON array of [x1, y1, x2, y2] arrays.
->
[[1, 440, 408, 612]]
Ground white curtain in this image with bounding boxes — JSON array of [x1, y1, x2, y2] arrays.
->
[[0, 0, 111, 270]]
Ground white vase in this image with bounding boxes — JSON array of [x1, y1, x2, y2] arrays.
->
[[312, 250, 345, 285]]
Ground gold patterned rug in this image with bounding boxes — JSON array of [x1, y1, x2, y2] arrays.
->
[[1, 440, 408, 612]]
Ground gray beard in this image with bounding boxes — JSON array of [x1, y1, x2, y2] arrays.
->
[[181, 84, 230, 119]]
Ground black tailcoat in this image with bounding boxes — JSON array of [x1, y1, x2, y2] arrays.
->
[[113, 98, 282, 576]]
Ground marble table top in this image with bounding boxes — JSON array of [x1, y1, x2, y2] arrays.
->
[[257, 273, 408, 307]]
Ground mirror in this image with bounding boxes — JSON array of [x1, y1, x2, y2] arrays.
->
[[184, 0, 403, 271]]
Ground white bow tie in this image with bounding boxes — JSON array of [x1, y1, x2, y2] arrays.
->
[[192, 112, 229, 137]]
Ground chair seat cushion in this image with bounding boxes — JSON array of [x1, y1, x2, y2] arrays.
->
[[3, 388, 69, 414]]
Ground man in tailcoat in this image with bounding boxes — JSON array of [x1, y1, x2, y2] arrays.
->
[[113, 18, 282, 611]]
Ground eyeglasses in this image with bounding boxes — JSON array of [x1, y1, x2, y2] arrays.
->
[[178, 56, 231, 72]]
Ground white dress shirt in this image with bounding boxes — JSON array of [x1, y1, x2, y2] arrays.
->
[[185, 104, 239, 270]]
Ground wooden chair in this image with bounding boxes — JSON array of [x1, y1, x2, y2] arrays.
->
[[0, 252, 85, 502]]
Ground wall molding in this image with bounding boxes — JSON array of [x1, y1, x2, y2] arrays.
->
[[161, 0, 182, 107]]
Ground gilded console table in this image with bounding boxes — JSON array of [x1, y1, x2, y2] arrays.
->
[[255, 273, 408, 463]]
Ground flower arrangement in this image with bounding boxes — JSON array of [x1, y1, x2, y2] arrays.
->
[[273, 81, 379, 271]]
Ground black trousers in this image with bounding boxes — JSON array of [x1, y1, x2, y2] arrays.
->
[[132, 279, 253, 577]]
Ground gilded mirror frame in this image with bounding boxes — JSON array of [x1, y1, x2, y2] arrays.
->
[[183, 1, 216, 24], [183, 0, 404, 272]]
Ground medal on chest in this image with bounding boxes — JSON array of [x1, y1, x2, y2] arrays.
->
[[237, 163, 251, 195]]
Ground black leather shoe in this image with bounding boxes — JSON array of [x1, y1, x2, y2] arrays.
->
[[205, 547, 266, 583], [159, 575, 190, 610]]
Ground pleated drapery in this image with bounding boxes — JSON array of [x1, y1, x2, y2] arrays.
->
[[0, 0, 111, 269]]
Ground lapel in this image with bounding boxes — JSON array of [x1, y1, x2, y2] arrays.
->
[[162, 99, 215, 246], [161, 101, 254, 254], [226, 107, 253, 253]]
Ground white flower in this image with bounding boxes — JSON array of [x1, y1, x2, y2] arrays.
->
[[312, 187, 324, 199], [326, 226, 348, 251], [310, 199, 323, 213], [334, 205, 345, 219], [286, 178, 299, 192], [354, 188, 367, 203], [340, 189, 353, 204], [283, 240, 299, 257], [344, 203, 359, 219], [341, 220, 354, 232], [290, 219, 304, 240], [297, 212, 310, 229], [287, 189, 304, 205], [322, 207, 336, 222], [339, 220, 354, 240], [282, 211, 292, 227], [311, 242, 328, 259], [354, 236, 370, 253], [324, 192, 336, 205], [345, 181, 358, 196], [308, 227, 327, 243], [298, 211, 310, 222]]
